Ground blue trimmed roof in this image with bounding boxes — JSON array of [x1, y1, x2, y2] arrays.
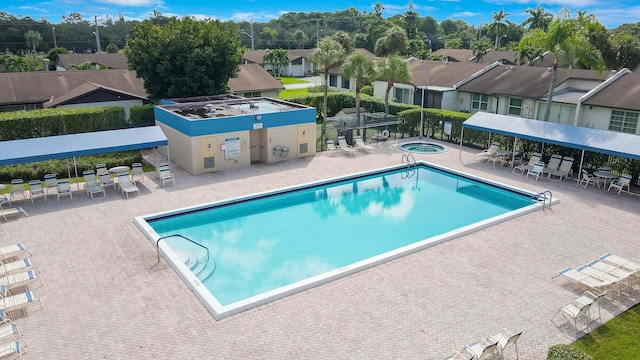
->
[[462, 112, 640, 160], [0, 126, 168, 166]]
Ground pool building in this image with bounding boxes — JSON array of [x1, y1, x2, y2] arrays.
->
[[154, 97, 317, 175]]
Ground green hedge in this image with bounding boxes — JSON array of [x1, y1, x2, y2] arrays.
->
[[129, 104, 156, 127], [0, 107, 127, 141], [547, 344, 592, 360]]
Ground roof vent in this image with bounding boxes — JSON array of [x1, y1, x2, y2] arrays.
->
[[611, 69, 617, 75], [205, 104, 216, 114], [547, 67, 553, 72]]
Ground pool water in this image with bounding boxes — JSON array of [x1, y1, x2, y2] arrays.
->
[[137, 163, 545, 319], [398, 142, 447, 154]]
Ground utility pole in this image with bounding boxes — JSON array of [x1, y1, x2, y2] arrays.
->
[[94, 15, 102, 53], [52, 25, 58, 48], [316, 19, 320, 48], [249, 19, 254, 51]]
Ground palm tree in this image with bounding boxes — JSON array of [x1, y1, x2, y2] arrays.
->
[[24, 30, 42, 54], [273, 49, 289, 77], [332, 31, 353, 54], [311, 38, 344, 119], [263, 49, 276, 76], [374, 26, 408, 56], [516, 9, 604, 122], [521, 5, 553, 31], [471, 39, 492, 63], [342, 52, 377, 133], [293, 30, 307, 50], [377, 55, 410, 115], [489, 9, 510, 47]]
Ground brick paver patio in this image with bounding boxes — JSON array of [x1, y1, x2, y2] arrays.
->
[[2, 138, 639, 359]]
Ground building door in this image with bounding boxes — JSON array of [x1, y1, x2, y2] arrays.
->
[[200, 136, 217, 173], [297, 125, 310, 157], [250, 130, 261, 163]]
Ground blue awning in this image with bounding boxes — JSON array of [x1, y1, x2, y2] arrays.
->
[[0, 126, 168, 166], [462, 113, 640, 160]]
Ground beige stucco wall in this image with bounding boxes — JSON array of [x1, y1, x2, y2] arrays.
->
[[576, 106, 613, 130]]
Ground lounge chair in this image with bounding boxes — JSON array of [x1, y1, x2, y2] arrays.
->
[[0, 203, 28, 223], [0, 258, 39, 278], [0, 244, 31, 264], [0, 290, 42, 315], [159, 168, 176, 187], [56, 179, 73, 201], [82, 170, 105, 199], [43, 174, 58, 196], [512, 152, 542, 174], [98, 172, 116, 191], [599, 253, 640, 273], [579, 170, 599, 188], [475, 142, 501, 161], [525, 162, 545, 181], [0, 339, 25, 359], [464, 339, 499, 360], [353, 135, 375, 152], [95, 163, 107, 175], [131, 162, 144, 183], [337, 136, 358, 157], [607, 174, 631, 194], [326, 140, 340, 156], [117, 173, 140, 199], [27, 180, 46, 203], [548, 156, 574, 181], [586, 259, 638, 288], [0, 270, 42, 294], [487, 329, 522, 360], [0, 320, 21, 342], [554, 267, 612, 294], [542, 154, 562, 176], [8, 180, 26, 205]]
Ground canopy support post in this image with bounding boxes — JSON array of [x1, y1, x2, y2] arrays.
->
[[578, 150, 585, 186], [73, 156, 80, 194], [459, 127, 464, 160], [511, 137, 518, 169]]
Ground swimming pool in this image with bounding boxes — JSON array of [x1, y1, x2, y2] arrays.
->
[[135, 162, 555, 319], [398, 142, 448, 154]]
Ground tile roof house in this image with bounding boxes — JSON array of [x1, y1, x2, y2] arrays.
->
[[228, 64, 285, 98], [56, 53, 128, 71], [432, 49, 473, 63], [243, 49, 315, 77]]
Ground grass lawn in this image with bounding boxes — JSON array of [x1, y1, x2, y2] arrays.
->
[[278, 76, 309, 85], [278, 88, 311, 98], [572, 304, 640, 359]]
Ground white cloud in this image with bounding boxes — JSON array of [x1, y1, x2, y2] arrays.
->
[[452, 11, 482, 18], [19, 6, 49, 13], [97, 0, 164, 6]]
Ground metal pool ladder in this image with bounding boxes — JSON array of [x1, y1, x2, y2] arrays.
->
[[401, 153, 416, 168], [532, 190, 553, 211], [156, 234, 217, 281]]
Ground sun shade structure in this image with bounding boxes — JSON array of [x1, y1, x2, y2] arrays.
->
[[0, 126, 168, 166]]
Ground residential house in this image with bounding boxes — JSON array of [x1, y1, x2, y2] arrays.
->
[[55, 53, 128, 71], [228, 64, 285, 98], [318, 48, 379, 93], [432, 49, 473, 63], [243, 49, 315, 77], [434, 49, 556, 67]]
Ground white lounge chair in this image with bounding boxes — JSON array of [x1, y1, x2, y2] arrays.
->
[[474, 142, 501, 161], [555, 267, 613, 294], [0, 319, 21, 342], [464, 339, 499, 360], [56, 179, 73, 201], [0, 244, 31, 263], [27, 180, 46, 203], [353, 135, 375, 152], [98, 172, 116, 191], [326, 140, 340, 156], [159, 168, 175, 187], [512, 152, 542, 174], [131, 162, 144, 183], [599, 253, 640, 273], [0, 291, 42, 315], [0, 258, 39, 278], [608, 173, 631, 194], [82, 170, 105, 198], [0, 202, 28, 223], [8, 180, 26, 205], [525, 162, 545, 181], [95, 163, 107, 175], [487, 328, 522, 360], [542, 154, 562, 176], [117, 174, 140, 199], [0, 270, 42, 294], [548, 156, 574, 181], [0, 339, 25, 359], [337, 136, 358, 157], [579, 170, 600, 188], [43, 174, 58, 196]]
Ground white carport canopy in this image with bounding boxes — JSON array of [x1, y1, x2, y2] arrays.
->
[[461, 112, 640, 180]]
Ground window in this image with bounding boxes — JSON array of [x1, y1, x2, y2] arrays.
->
[[243, 92, 261, 98], [609, 110, 639, 134], [471, 93, 489, 111], [329, 75, 337, 87], [341, 77, 350, 89], [394, 88, 411, 104], [508, 98, 523, 116]]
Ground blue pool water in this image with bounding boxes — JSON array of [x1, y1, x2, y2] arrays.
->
[[142, 163, 536, 314]]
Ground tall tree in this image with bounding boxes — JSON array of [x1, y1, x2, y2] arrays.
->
[[377, 55, 410, 114], [332, 31, 353, 54], [374, 26, 408, 56], [489, 9, 510, 47], [311, 38, 344, 119], [516, 9, 604, 122], [24, 30, 42, 53], [263, 49, 276, 75], [471, 38, 492, 63], [273, 49, 289, 77], [124, 16, 243, 100], [342, 52, 377, 132], [293, 30, 307, 49], [521, 5, 553, 31]]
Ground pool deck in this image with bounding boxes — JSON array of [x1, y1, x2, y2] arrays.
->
[[3, 137, 639, 359]]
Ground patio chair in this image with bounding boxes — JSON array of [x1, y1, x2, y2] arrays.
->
[[558, 299, 591, 333], [0, 244, 31, 263], [542, 154, 562, 176], [117, 174, 140, 199], [353, 135, 375, 152], [548, 157, 574, 181], [8, 180, 26, 205], [131, 163, 144, 183], [56, 179, 73, 201], [43, 174, 58, 195], [573, 291, 606, 324], [95, 163, 107, 175], [464, 339, 499, 360], [599, 253, 640, 273], [474, 142, 501, 161], [487, 328, 522, 360], [159, 167, 176, 188], [27, 180, 46, 203], [0, 270, 42, 294], [0, 202, 28, 223], [579, 170, 599, 188], [607, 174, 631, 194], [98, 172, 116, 191], [512, 153, 541, 175], [525, 162, 545, 181], [0, 339, 25, 359], [0, 258, 39, 278], [0, 290, 42, 315], [326, 140, 340, 156], [337, 136, 358, 157]]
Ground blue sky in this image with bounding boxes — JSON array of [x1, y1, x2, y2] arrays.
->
[[8, 0, 639, 28]]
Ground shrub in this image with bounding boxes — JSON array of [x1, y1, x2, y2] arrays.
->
[[360, 85, 373, 96], [129, 104, 156, 127], [547, 344, 592, 360]]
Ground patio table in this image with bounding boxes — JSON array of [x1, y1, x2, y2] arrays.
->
[[594, 171, 617, 190]]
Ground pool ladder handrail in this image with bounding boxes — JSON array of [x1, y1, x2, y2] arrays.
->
[[401, 153, 417, 168], [532, 190, 552, 211], [156, 234, 210, 263]]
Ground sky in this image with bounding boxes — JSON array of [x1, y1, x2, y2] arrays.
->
[[6, 0, 640, 29]]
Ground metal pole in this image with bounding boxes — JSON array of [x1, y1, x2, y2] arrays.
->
[[52, 25, 58, 48], [316, 20, 320, 48], [94, 15, 102, 53], [250, 19, 254, 51], [419, 86, 425, 140]]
